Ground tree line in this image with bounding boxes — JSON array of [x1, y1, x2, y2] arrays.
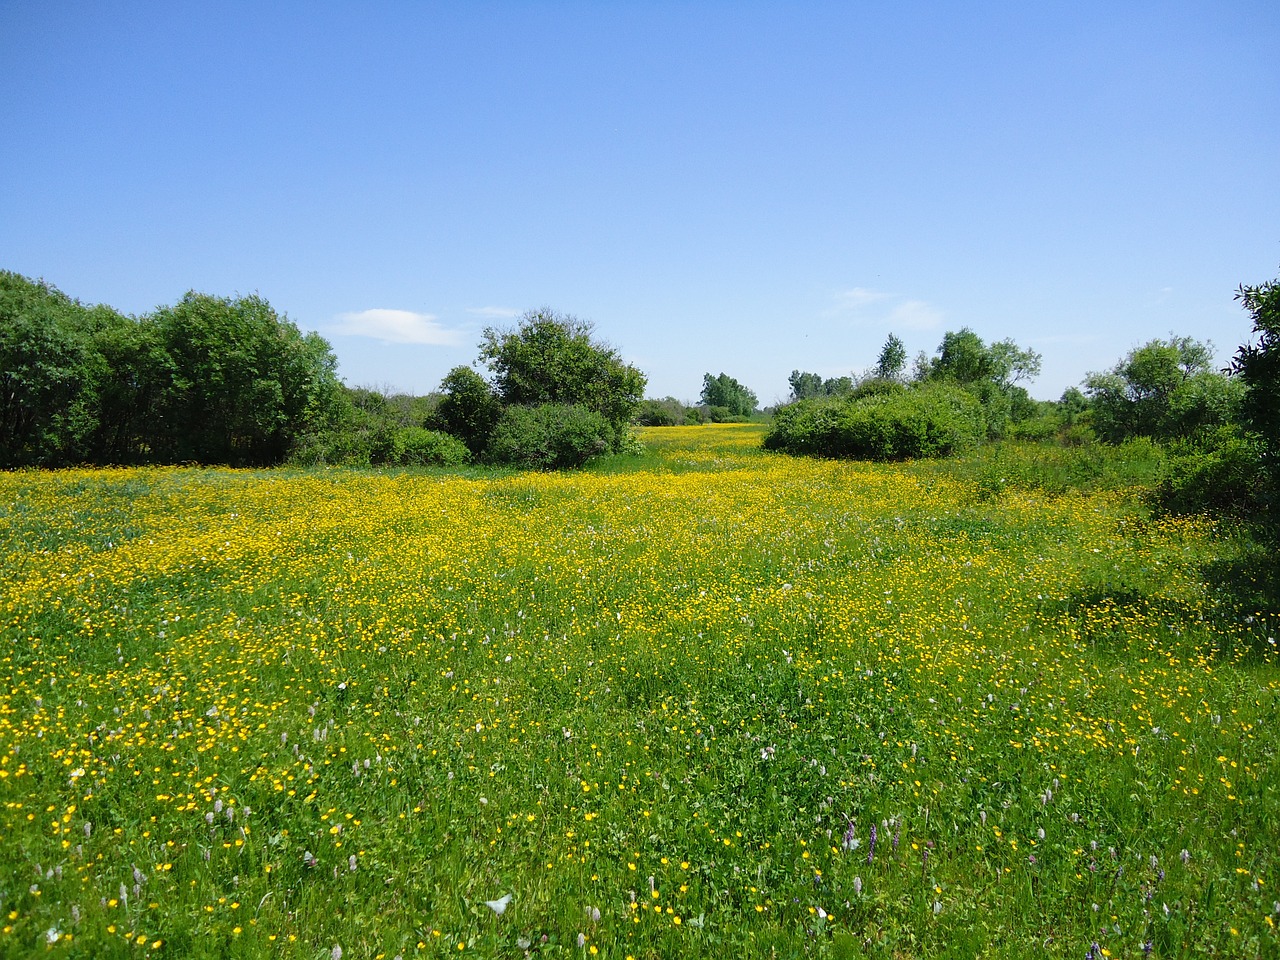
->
[[4, 264, 1277, 521], [763, 269, 1279, 524], [1, 271, 341, 467]]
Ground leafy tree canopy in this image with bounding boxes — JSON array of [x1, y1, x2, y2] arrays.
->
[[479, 308, 646, 433], [927, 328, 1042, 388], [701, 372, 758, 417], [875, 333, 908, 382], [1084, 336, 1238, 443]]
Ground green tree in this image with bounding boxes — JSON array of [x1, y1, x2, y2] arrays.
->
[[1085, 336, 1237, 443], [701, 372, 757, 417], [151, 292, 340, 465], [86, 310, 174, 463], [479, 308, 646, 439], [0, 272, 105, 466], [788, 370, 825, 401], [1229, 269, 1280, 511], [875, 333, 908, 382], [436, 366, 502, 454], [923, 328, 1042, 438]]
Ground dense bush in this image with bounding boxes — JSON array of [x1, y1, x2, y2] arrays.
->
[[634, 397, 702, 426], [764, 383, 985, 460], [1154, 429, 1267, 518], [0, 272, 341, 467], [486, 403, 613, 469], [287, 387, 457, 467], [434, 365, 501, 454], [389, 427, 471, 466]]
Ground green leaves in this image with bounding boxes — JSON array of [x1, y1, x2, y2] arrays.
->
[[0, 273, 342, 467]]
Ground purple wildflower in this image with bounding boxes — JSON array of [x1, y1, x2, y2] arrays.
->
[[842, 820, 856, 852], [867, 823, 877, 864]]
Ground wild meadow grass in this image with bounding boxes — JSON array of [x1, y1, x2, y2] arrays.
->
[[1, 424, 1276, 958]]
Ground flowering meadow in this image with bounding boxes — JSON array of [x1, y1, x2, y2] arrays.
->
[[1, 425, 1277, 958]]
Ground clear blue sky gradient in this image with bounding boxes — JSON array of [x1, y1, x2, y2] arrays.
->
[[3, 1, 1277, 404]]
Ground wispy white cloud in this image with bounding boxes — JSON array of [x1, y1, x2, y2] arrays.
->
[[832, 287, 891, 311], [329, 309, 464, 346], [826, 288, 943, 330], [465, 306, 522, 319], [887, 299, 944, 331]]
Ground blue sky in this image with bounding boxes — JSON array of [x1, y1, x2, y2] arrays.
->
[[2, 1, 1277, 404]]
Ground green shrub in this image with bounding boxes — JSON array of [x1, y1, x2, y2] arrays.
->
[[389, 427, 470, 466], [634, 397, 694, 426], [1154, 430, 1267, 518], [486, 403, 613, 469], [763, 384, 985, 460]]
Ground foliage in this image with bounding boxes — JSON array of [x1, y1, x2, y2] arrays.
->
[[288, 385, 454, 467], [917, 328, 1042, 439], [764, 383, 985, 460], [388, 426, 471, 466], [479, 308, 646, 436], [147, 292, 341, 466], [874, 332, 908, 381], [0, 273, 342, 468], [485, 403, 614, 469], [925, 328, 1041, 387], [634, 397, 703, 426], [701, 372, 758, 416], [0, 272, 103, 465], [435, 365, 502, 454], [787, 370, 855, 401], [1153, 428, 1267, 518], [1084, 336, 1239, 444], [1230, 269, 1280, 512]]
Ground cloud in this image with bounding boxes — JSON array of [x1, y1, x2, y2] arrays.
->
[[466, 306, 522, 319], [826, 288, 943, 330], [832, 287, 891, 311], [887, 299, 944, 331], [329, 309, 464, 346]]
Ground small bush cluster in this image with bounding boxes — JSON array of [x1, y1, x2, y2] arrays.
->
[[764, 383, 985, 460], [634, 397, 705, 426], [485, 404, 613, 469], [1154, 429, 1268, 519], [433, 308, 646, 470]]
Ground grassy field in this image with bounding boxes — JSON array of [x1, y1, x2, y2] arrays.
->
[[1, 424, 1276, 958]]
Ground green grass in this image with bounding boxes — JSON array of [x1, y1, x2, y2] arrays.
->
[[0, 425, 1276, 958]]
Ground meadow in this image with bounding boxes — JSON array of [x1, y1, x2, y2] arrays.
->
[[1, 424, 1276, 959]]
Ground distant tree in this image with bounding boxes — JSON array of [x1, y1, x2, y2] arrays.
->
[[921, 328, 1042, 438], [788, 371, 855, 401], [926, 328, 1041, 388], [701, 372, 758, 417], [479, 308, 646, 438], [1084, 336, 1238, 443], [875, 333, 908, 382], [788, 370, 825, 401]]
